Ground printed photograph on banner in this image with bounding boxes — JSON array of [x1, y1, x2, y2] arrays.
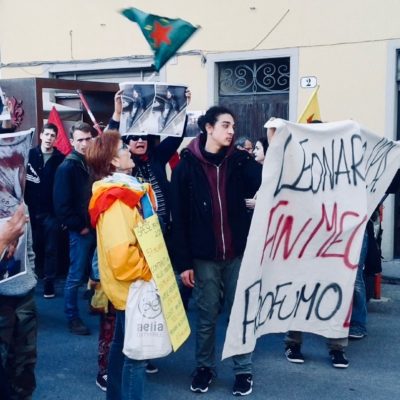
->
[[119, 83, 156, 135], [0, 129, 33, 217], [186, 111, 204, 137], [0, 87, 11, 121], [153, 84, 187, 137], [0, 129, 34, 284]]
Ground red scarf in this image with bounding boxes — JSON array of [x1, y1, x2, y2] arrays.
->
[[89, 187, 142, 227]]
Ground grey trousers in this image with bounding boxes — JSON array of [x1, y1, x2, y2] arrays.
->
[[285, 330, 348, 351], [193, 257, 252, 374]]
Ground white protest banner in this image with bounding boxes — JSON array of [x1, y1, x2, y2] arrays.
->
[[0, 129, 34, 283], [119, 82, 187, 137], [222, 119, 400, 359]]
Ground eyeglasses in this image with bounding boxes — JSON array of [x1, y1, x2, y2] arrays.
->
[[126, 135, 148, 142]]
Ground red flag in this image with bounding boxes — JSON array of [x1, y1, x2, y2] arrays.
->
[[48, 106, 72, 155], [168, 152, 180, 170]]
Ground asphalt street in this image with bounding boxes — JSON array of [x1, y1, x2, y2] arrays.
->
[[33, 274, 400, 400]]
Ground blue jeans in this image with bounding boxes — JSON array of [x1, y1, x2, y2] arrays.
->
[[350, 232, 369, 335], [91, 249, 100, 282], [107, 310, 146, 400], [64, 231, 95, 321], [193, 257, 252, 375]]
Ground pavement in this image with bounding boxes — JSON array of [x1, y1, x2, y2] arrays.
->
[[382, 259, 400, 283], [32, 271, 400, 400]]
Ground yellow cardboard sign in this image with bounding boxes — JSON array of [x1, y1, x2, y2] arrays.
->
[[134, 214, 190, 351]]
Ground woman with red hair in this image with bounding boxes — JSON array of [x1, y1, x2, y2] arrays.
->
[[86, 131, 156, 400]]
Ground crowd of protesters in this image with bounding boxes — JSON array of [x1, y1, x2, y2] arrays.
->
[[0, 90, 384, 400]]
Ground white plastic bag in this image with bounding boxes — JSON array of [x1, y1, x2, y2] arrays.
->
[[123, 279, 172, 360]]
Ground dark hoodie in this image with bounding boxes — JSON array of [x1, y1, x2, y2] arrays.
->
[[170, 134, 262, 272], [188, 134, 235, 260]]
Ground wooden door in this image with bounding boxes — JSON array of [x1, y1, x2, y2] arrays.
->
[[219, 93, 289, 142]]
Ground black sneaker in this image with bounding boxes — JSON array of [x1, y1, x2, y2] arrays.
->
[[43, 281, 55, 299], [190, 367, 213, 393], [68, 318, 91, 335], [285, 344, 305, 363], [348, 331, 366, 340], [145, 362, 159, 374], [96, 374, 107, 392], [232, 374, 253, 396], [329, 350, 349, 368]]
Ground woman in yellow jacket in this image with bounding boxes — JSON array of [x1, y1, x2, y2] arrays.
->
[[86, 131, 156, 400]]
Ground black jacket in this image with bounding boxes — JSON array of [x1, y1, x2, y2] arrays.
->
[[25, 146, 65, 217], [53, 151, 91, 232], [170, 139, 262, 272], [133, 135, 183, 221], [109, 118, 185, 222]]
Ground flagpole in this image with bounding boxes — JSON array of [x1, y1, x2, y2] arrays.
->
[[77, 90, 103, 136], [145, 71, 157, 81], [297, 85, 320, 123]]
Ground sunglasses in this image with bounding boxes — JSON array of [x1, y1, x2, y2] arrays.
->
[[126, 135, 148, 142]]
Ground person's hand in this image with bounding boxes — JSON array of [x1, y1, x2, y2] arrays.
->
[[267, 127, 276, 144], [112, 89, 123, 122], [88, 278, 99, 290], [181, 269, 195, 288], [5, 239, 18, 259], [0, 204, 28, 255], [245, 198, 256, 209], [266, 117, 276, 144], [80, 227, 90, 235], [185, 89, 191, 106]]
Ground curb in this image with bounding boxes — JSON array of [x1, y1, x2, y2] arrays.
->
[[382, 275, 400, 285]]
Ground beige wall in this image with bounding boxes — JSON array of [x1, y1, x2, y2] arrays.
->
[[2, 0, 400, 61], [298, 41, 388, 133], [1, 0, 399, 121], [165, 56, 208, 111]]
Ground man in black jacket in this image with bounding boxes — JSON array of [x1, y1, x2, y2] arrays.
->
[[25, 123, 64, 298], [170, 106, 262, 396], [53, 122, 95, 335]]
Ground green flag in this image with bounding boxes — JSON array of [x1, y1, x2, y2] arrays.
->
[[121, 7, 199, 71]]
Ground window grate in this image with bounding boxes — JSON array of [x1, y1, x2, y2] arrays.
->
[[218, 57, 290, 96]]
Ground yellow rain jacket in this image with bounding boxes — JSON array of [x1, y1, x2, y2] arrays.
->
[[88, 176, 156, 310]]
